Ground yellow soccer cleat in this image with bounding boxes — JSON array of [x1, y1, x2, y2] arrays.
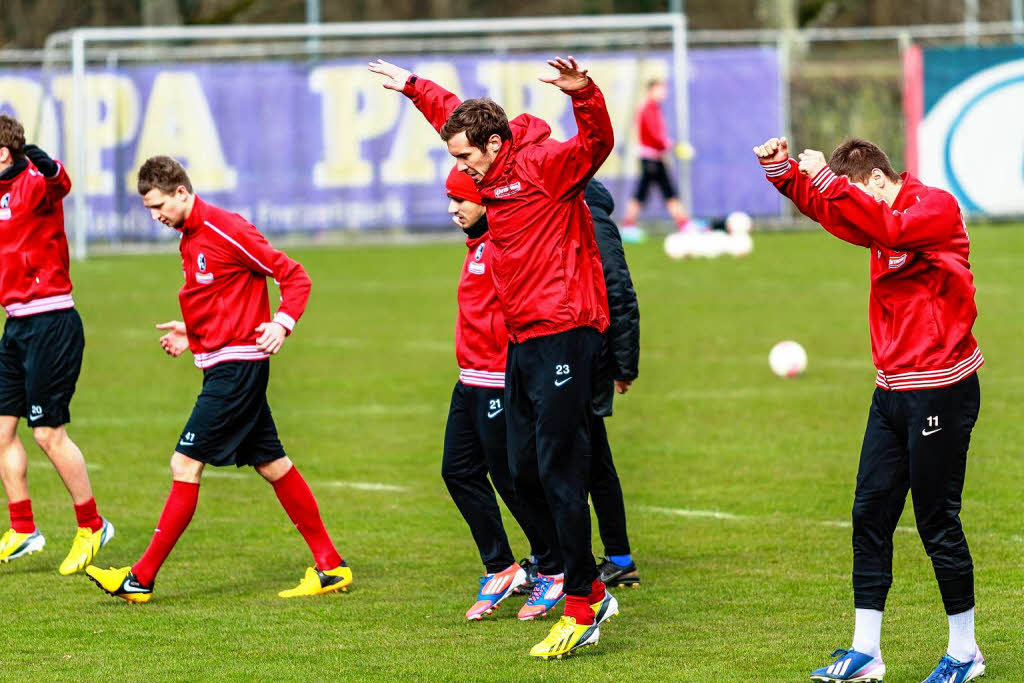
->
[[59, 518, 114, 576], [278, 563, 353, 598], [529, 616, 600, 660], [85, 565, 152, 604], [0, 528, 46, 563]]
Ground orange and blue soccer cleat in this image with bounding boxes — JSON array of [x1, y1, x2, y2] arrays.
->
[[518, 572, 564, 620], [465, 562, 526, 620]]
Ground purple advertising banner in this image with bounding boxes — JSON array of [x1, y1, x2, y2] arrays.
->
[[0, 47, 780, 241]]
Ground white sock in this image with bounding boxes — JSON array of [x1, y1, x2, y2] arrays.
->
[[947, 608, 978, 662], [852, 608, 883, 658]]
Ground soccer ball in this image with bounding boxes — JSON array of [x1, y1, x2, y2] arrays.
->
[[769, 340, 807, 378], [664, 231, 688, 260], [725, 211, 753, 234], [726, 232, 753, 257]]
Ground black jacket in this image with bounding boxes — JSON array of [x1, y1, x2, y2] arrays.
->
[[585, 180, 640, 417]]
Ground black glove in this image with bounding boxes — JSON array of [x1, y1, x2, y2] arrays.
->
[[23, 145, 58, 177]]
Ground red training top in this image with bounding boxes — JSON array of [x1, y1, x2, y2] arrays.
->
[[404, 76, 611, 343], [178, 196, 311, 369], [636, 98, 671, 160], [0, 159, 75, 317], [763, 158, 982, 390]]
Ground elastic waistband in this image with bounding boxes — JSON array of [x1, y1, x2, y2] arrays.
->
[[876, 348, 984, 391], [194, 344, 269, 369], [459, 368, 505, 389], [4, 294, 74, 318]]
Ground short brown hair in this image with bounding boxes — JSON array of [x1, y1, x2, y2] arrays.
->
[[137, 155, 193, 195], [646, 78, 664, 90], [440, 98, 512, 151], [0, 115, 26, 161], [829, 138, 900, 184]]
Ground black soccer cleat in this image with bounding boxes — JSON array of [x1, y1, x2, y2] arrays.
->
[[514, 556, 539, 595], [597, 557, 640, 587]]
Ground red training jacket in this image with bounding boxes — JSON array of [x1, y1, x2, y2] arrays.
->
[[763, 158, 982, 390], [456, 230, 507, 388], [404, 76, 611, 343], [178, 196, 311, 369], [636, 98, 671, 160], [0, 159, 75, 317]]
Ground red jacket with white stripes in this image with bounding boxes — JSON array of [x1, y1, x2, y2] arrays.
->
[[636, 98, 671, 160], [404, 76, 611, 343], [0, 159, 75, 317], [456, 227, 507, 389], [763, 159, 982, 390], [178, 196, 311, 369]]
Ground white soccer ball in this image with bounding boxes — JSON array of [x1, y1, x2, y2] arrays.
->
[[769, 340, 807, 378], [726, 211, 753, 234], [694, 231, 728, 259], [663, 231, 689, 260]]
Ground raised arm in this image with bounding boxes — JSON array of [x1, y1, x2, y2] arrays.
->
[[800, 165, 964, 252], [24, 144, 71, 207], [754, 137, 872, 248], [368, 59, 461, 133], [526, 57, 614, 199]]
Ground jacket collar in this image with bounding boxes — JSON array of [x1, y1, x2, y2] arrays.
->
[[892, 172, 925, 212], [0, 159, 28, 184], [479, 139, 513, 191], [181, 195, 205, 234]]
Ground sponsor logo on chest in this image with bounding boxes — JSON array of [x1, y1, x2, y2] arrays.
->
[[468, 243, 486, 274], [493, 181, 522, 198], [0, 192, 10, 221], [888, 253, 908, 270]]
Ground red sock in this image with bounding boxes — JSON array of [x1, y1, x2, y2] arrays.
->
[[564, 595, 595, 625], [132, 481, 199, 587], [588, 578, 606, 603], [9, 499, 35, 534], [271, 466, 341, 570], [74, 497, 103, 531]]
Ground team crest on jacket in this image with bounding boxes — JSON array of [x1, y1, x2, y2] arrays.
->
[[474, 244, 485, 261], [197, 253, 207, 272], [0, 192, 10, 220]]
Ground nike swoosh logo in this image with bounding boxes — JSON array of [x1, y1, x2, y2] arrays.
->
[[487, 409, 504, 419], [122, 583, 150, 593], [179, 440, 194, 447], [554, 377, 573, 387], [921, 428, 942, 436]]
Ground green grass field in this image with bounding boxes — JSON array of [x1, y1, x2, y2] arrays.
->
[[3, 225, 1023, 682]]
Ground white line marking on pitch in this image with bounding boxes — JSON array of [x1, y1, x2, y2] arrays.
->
[[640, 505, 915, 533], [321, 480, 410, 493], [639, 505, 744, 520]]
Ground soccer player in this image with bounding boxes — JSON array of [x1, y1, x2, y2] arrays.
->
[[621, 78, 689, 238], [370, 56, 618, 659], [583, 180, 641, 588], [440, 165, 557, 621], [86, 156, 350, 602], [754, 137, 985, 683], [0, 115, 114, 575]]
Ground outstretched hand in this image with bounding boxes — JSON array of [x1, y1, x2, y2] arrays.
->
[[156, 320, 188, 357], [539, 56, 590, 91], [367, 59, 412, 91], [797, 149, 828, 178], [752, 137, 789, 164]]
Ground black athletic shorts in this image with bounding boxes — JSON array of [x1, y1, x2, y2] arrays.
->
[[175, 359, 286, 468], [0, 308, 84, 427], [634, 159, 676, 202]]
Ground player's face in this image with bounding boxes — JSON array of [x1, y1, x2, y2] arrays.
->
[[446, 131, 501, 183], [142, 187, 191, 229], [448, 196, 486, 228], [649, 83, 667, 102]]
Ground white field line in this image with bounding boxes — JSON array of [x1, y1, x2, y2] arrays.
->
[[640, 505, 916, 534], [31, 459, 101, 470], [154, 467, 410, 493]]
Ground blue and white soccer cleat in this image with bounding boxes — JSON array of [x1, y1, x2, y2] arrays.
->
[[811, 649, 886, 682], [920, 651, 985, 683]]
